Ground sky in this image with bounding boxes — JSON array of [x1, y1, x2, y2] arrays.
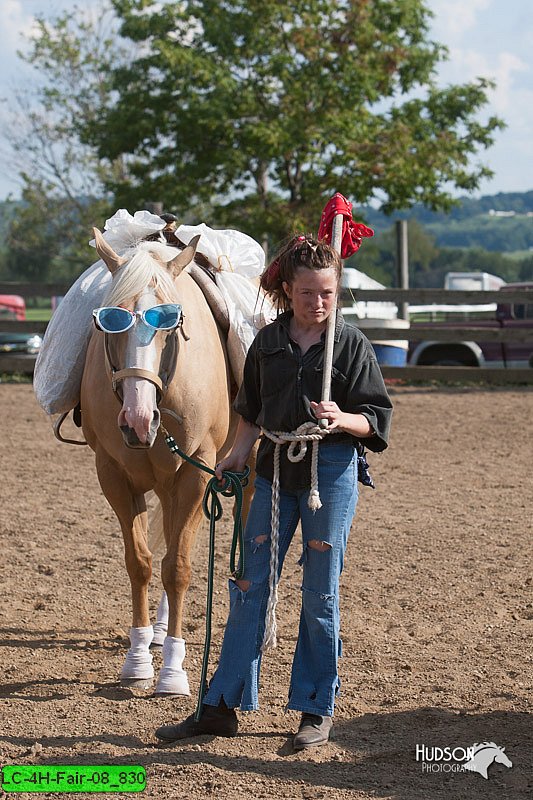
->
[[0, 0, 532, 202]]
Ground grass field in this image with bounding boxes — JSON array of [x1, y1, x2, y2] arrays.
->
[[25, 307, 53, 322]]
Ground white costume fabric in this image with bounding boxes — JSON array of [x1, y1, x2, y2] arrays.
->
[[34, 211, 166, 415], [177, 223, 275, 384], [33, 210, 272, 414]]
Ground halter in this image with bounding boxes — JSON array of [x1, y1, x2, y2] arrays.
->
[[53, 317, 183, 447], [103, 322, 182, 405]]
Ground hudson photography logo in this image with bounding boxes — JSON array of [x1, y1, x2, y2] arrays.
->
[[416, 741, 513, 780]]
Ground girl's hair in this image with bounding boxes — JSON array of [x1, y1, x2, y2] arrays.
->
[[260, 235, 342, 312]]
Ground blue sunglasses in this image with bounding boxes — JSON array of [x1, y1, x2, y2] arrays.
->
[[93, 303, 182, 334]]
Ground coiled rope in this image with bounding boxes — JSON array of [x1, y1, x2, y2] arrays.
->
[[260, 422, 337, 651]]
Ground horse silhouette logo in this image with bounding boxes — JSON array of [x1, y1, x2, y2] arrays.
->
[[463, 742, 513, 779]]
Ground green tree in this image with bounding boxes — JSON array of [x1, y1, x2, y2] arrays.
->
[[4, 3, 128, 282], [84, 0, 503, 244], [432, 247, 530, 285], [5, 181, 111, 282], [518, 257, 533, 281], [347, 219, 438, 287]]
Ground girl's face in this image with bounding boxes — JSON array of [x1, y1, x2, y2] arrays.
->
[[282, 266, 338, 328]]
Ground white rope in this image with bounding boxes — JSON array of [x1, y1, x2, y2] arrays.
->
[[260, 422, 336, 650], [260, 211, 344, 651]]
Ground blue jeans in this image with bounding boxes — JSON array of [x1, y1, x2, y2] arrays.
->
[[204, 441, 359, 717]]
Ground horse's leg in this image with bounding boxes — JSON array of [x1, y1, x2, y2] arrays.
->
[[151, 590, 169, 648], [145, 500, 168, 647], [155, 460, 210, 696], [96, 450, 154, 688]]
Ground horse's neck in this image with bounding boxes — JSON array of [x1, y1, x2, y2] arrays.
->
[[473, 748, 494, 768], [174, 272, 230, 372], [182, 265, 230, 334]]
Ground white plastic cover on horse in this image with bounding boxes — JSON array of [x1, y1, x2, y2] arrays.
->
[[34, 210, 273, 414], [177, 223, 275, 384], [33, 260, 110, 414], [34, 211, 168, 415]]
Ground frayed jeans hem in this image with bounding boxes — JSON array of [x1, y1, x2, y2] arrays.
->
[[285, 701, 335, 717], [203, 697, 258, 713]]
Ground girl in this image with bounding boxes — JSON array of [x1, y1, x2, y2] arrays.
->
[[156, 235, 392, 749]]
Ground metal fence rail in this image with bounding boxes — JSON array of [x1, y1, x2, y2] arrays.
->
[[381, 366, 533, 384], [1, 284, 533, 382], [0, 354, 38, 374], [340, 287, 533, 304]]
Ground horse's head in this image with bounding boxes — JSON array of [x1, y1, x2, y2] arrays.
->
[[93, 228, 200, 448], [493, 746, 512, 769], [464, 742, 513, 779]]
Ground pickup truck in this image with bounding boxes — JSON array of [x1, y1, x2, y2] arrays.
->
[[408, 282, 533, 369]]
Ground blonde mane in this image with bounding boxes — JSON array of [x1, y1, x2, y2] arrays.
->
[[104, 241, 181, 307]]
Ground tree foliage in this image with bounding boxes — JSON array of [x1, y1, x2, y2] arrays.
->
[[81, 0, 504, 243], [4, 3, 127, 281], [4, 182, 111, 282]]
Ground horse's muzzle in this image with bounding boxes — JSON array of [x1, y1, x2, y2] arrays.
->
[[120, 410, 161, 449]]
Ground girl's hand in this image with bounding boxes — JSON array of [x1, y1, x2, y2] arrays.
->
[[310, 401, 374, 437], [310, 400, 346, 430], [214, 454, 247, 481]]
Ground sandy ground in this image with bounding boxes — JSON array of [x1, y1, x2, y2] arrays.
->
[[0, 382, 531, 800]]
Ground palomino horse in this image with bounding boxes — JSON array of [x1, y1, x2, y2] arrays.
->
[[81, 229, 246, 695]]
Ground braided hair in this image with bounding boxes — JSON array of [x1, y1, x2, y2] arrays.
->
[[260, 235, 342, 312]]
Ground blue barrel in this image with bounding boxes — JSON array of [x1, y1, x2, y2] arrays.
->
[[371, 342, 408, 366], [343, 315, 410, 368]]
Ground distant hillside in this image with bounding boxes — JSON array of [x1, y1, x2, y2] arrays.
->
[[360, 191, 533, 253], [2, 191, 532, 256]]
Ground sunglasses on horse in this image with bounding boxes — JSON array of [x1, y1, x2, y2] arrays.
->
[[93, 304, 183, 334]]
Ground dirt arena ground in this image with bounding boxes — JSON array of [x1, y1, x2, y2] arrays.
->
[[0, 382, 531, 800]]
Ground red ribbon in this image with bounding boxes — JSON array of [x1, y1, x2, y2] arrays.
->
[[318, 192, 374, 258], [261, 258, 280, 291]]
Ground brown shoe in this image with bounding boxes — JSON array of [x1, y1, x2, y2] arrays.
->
[[293, 713, 333, 750], [155, 700, 238, 742]]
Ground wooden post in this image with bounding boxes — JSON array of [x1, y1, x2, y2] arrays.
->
[[146, 202, 164, 216], [395, 220, 409, 320], [319, 212, 343, 427]]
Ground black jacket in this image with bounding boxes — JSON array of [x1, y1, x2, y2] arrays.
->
[[234, 310, 393, 490]]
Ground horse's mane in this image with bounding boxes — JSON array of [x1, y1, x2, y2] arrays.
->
[[104, 241, 181, 307], [470, 742, 499, 752]]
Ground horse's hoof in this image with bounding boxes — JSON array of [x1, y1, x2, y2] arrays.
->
[[120, 677, 154, 690]]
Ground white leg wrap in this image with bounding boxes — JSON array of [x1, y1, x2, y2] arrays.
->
[[121, 626, 154, 680], [155, 636, 190, 695], [151, 591, 168, 646]]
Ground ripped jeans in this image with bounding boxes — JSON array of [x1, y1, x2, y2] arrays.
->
[[203, 441, 359, 717]]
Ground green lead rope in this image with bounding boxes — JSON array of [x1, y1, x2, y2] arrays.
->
[[162, 427, 249, 721]]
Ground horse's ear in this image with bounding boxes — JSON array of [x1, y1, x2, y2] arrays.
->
[[168, 234, 201, 277], [93, 227, 127, 274]]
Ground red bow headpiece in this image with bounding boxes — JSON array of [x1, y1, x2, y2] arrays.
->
[[318, 192, 373, 258]]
